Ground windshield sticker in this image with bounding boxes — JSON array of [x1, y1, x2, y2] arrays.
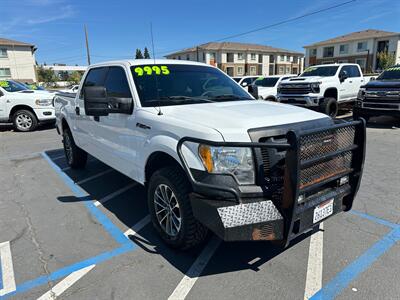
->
[[257, 77, 264, 80], [386, 66, 400, 71], [134, 65, 170, 76], [304, 67, 317, 72], [0, 81, 9, 88]]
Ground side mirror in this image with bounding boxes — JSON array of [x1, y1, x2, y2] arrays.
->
[[339, 71, 348, 82], [84, 86, 133, 117], [0, 90, 4, 97], [370, 77, 375, 81], [241, 82, 248, 87]]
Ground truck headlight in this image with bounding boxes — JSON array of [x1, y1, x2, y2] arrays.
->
[[198, 145, 255, 185], [310, 82, 320, 93], [357, 87, 366, 100], [35, 99, 53, 106]]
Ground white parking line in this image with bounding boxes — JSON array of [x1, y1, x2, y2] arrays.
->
[[94, 182, 137, 207], [0, 241, 16, 296], [168, 236, 221, 300], [76, 169, 113, 185], [124, 215, 151, 237], [304, 222, 324, 300], [37, 264, 95, 300]]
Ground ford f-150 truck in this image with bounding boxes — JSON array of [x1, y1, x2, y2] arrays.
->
[[277, 63, 366, 117], [55, 59, 366, 250], [0, 80, 55, 131], [354, 65, 400, 121]]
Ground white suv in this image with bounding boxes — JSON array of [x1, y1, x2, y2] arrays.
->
[[253, 75, 297, 100]]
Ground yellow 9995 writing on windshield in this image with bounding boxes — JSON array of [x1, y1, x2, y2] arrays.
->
[[134, 65, 170, 76]]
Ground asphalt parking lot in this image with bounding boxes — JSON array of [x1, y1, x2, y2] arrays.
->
[[0, 115, 399, 300]]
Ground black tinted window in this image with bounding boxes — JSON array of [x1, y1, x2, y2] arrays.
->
[[377, 66, 400, 80], [342, 66, 360, 78], [104, 67, 132, 98], [82, 67, 107, 98]]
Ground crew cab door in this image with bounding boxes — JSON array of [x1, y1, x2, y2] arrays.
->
[[90, 66, 139, 179], [75, 67, 108, 153], [339, 65, 362, 101]]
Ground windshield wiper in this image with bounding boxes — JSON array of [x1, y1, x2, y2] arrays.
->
[[160, 96, 215, 103], [208, 94, 253, 101], [144, 96, 215, 106]]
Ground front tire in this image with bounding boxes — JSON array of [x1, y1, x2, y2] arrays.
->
[[147, 166, 208, 250], [319, 97, 338, 118], [13, 110, 38, 132], [63, 128, 87, 169]]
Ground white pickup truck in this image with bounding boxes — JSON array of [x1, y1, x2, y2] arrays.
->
[[277, 63, 367, 117], [55, 59, 366, 250], [0, 80, 55, 131]]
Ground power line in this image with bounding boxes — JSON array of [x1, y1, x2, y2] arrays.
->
[[158, 0, 356, 55]]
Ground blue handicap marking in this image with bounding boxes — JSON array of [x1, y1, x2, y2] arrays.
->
[[0, 256, 3, 291], [311, 211, 400, 300], [0, 153, 138, 299]]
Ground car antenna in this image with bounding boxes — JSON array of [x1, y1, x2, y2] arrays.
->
[[150, 22, 163, 116]]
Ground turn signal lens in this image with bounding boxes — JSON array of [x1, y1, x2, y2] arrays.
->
[[198, 145, 214, 172]]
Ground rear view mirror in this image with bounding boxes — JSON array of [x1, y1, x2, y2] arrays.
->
[[84, 86, 133, 117]]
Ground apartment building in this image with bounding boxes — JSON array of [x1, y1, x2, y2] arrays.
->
[[304, 29, 400, 72], [0, 38, 37, 82], [165, 42, 304, 76]]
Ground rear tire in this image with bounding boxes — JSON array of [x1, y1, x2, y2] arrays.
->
[[63, 128, 87, 169], [147, 166, 208, 250], [12, 110, 38, 132], [319, 97, 338, 118]]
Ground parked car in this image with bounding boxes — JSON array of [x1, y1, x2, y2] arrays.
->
[[232, 76, 259, 90], [277, 63, 367, 117], [58, 85, 79, 93], [0, 80, 55, 131], [354, 65, 400, 121], [55, 59, 365, 250], [253, 75, 297, 100]]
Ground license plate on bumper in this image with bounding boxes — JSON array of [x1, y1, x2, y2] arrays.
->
[[313, 199, 334, 223]]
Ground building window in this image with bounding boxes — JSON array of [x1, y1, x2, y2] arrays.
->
[[269, 64, 274, 75], [186, 54, 190, 60], [0, 68, 11, 77], [355, 58, 366, 71], [237, 53, 244, 60], [269, 55, 275, 63], [293, 56, 298, 64], [278, 66, 284, 74], [286, 66, 290, 73], [237, 66, 244, 75], [292, 67, 298, 74], [202, 52, 205, 61], [250, 53, 256, 60], [0, 49, 7, 58], [178, 56, 181, 60], [357, 41, 367, 52], [339, 44, 349, 54], [310, 48, 317, 56], [286, 56, 290, 62], [323, 46, 334, 58], [279, 55, 284, 62], [209, 52, 216, 60], [227, 53, 234, 63], [249, 66, 257, 75]]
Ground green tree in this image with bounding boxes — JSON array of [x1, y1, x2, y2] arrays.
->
[[37, 66, 56, 83], [376, 51, 396, 70], [135, 49, 144, 59], [144, 47, 150, 59], [68, 71, 83, 84]]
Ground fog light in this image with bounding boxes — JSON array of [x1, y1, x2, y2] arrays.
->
[[339, 176, 349, 186]]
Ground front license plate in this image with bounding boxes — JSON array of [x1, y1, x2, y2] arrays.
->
[[313, 199, 334, 223]]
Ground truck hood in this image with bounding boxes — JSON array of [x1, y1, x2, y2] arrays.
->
[[282, 76, 324, 83], [364, 80, 400, 89], [157, 100, 329, 142], [7, 91, 54, 101]]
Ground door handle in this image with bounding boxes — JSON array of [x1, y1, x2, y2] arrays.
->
[[349, 81, 353, 83], [75, 107, 80, 115]]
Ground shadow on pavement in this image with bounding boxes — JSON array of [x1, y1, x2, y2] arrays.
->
[[45, 149, 312, 277]]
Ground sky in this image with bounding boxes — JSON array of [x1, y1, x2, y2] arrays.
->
[[1, 0, 399, 66]]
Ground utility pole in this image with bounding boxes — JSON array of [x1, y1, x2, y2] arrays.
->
[[84, 25, 91, 65]]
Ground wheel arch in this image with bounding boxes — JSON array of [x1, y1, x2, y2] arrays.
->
[[9, 105, 37, 120], [323, 88, 338, 100], [145, 151, 184, 184]]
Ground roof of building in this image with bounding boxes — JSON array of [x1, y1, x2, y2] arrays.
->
[[304, 29, 400, 48], [165, 42, 303, 56], [0, 37, 34, 47]]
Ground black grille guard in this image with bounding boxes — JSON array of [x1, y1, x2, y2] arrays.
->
[[177, 119, 366, 244]]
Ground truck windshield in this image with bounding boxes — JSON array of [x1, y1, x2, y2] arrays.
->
[[376, 67, 400, 80], [131, 64, 253, 107], [254, 77, 279, 87], [0, 80, 29, 92], [301, 66, 339, 77]]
